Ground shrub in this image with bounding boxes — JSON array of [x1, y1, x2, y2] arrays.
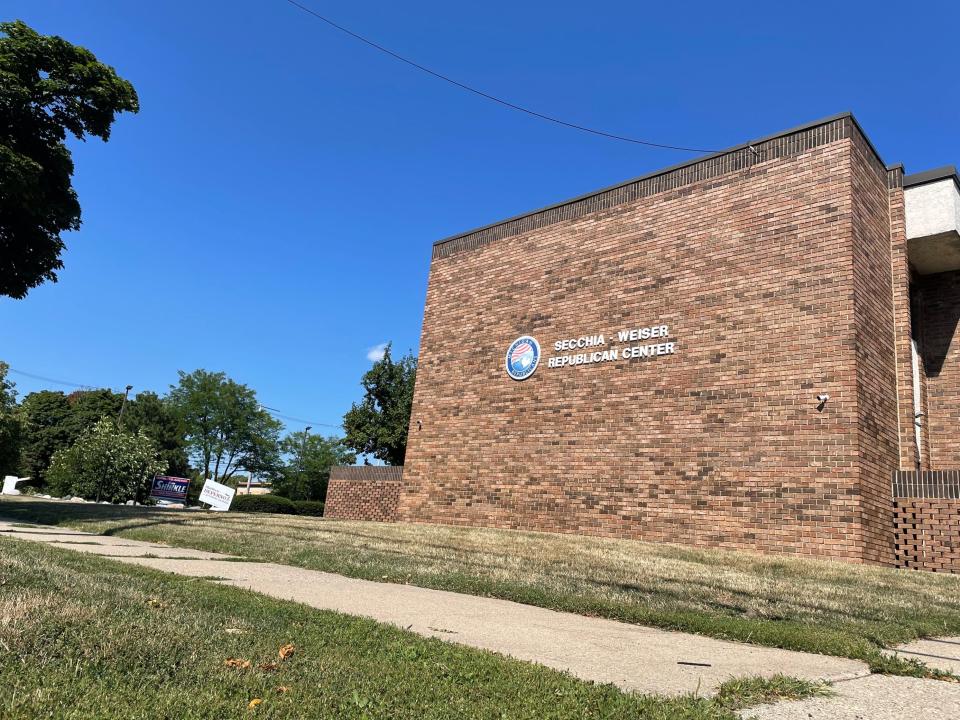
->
[[46, 420, 165, 503], [230, 494, 325, 517], [291, 500, 324, 517], [231, 493, 295, 514]]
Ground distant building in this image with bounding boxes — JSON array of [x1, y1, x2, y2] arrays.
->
[[236, 476, 272, 496]]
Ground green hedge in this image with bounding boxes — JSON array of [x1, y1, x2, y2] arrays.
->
[[290, 500, 325, 516], [231, 493, 324, 517], [231, 494, 294, 514]]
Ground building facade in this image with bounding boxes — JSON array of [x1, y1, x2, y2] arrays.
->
[[360, 114, 959, 566]]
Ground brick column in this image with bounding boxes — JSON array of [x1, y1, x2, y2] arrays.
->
[[888, 168, 927, 470]]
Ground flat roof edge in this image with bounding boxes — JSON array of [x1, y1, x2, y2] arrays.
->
[[433, 111, 881, 251], [904, 165, 960, 191]]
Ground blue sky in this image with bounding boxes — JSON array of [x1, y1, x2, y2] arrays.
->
[[2, 0, 958, 434]]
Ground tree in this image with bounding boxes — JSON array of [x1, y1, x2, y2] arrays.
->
[[63, 389, 122, 439], [0, 362, 20, 476], [16, 390, 72, 485], [273, 431, 356, 501], [168, 369, 282, 483], [343, 345, 417, 465], [0, 362, 15, 410], [14, 387, 130, 486], [0, 20, 139, 298], [122, 391, 190, 477], [46, 419, 164, 503]]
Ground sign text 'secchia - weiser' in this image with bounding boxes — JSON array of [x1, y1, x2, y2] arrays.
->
[[547, 324, 676, 369]]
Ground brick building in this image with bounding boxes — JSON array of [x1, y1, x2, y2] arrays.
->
[[329, 113, 959, 568]]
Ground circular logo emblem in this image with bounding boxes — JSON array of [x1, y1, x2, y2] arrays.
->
[[505, 336, 540, 381]]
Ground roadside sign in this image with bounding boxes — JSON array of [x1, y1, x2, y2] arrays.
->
[[148, 475, 190, 503], [198, 479, 235, 511]]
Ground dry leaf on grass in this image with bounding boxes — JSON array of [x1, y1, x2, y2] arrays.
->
[[258, 662, 278, 672], [247, 698, 262, 710], [146, 598, 168, 609], [276, 686, 290, 694], [225, 658, 251, 669], [278, 643, 295, 660]]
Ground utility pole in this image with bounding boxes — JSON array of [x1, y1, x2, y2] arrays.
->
[[249, 403, 263, 495], [117, 384, 133, 427], [110, 384, 133, 504], [301, 426, 312, 486]]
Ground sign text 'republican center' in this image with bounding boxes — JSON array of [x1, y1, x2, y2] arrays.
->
[[547, 324, 676, 369]]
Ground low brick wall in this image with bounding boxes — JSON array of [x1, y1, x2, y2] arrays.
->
[[892, 471, 960, 573], [324, 466, 402, 522]]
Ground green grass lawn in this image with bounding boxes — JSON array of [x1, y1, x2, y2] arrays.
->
[[0, 535, 807, 720], [4, 497, 960, 676]]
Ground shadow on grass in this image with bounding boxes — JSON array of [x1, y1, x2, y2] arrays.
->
[[0, 498, 193, 537]]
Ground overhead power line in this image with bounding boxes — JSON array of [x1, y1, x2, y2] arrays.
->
[[7, 367, 341, 430], [260, 405, 342, 429], [8, 368, 95, 390], [282, 0, 727, 154]]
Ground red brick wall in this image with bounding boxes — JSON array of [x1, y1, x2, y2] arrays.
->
[[920, 270, 960, 467], [324, 467, 401, 522], [400, 116, 899, 564], [849, 133, 900, 564], [894, 498, 960, 573]]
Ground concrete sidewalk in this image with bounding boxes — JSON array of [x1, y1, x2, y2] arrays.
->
[[889, 637, 960, 675], [744, 674, 960, 719], [0, 518, 867, 696]]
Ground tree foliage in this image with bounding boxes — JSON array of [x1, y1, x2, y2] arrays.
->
[[46, 419, 165, 503], [168, 369, 281, 482], [273, 431, 355, 501], [12, 386, 191, 486], [64, 389, 122, 439], [0, 362, 20, 476], [3, 359, 373, 502], [0, 20, 139, 298], [122, 391, 190, 477], [0, 362, 15, 411], [343, 345, 417, 466], [19, 388, 123, 485], [15, 390, 72, 485]]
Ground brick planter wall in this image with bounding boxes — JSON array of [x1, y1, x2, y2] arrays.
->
[[324, 466, 402, 522], [892, 471, 960, 573]]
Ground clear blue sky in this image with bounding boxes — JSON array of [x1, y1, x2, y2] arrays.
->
[[2, 0, 958, 434]]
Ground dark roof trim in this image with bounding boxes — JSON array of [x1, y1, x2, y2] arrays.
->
[[904, 165, 960, 192], [329, 465, 403, 482], [433, 111, 884, 251]]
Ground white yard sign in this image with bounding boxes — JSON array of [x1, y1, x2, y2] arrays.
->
[[198, 479, 235, 511]]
